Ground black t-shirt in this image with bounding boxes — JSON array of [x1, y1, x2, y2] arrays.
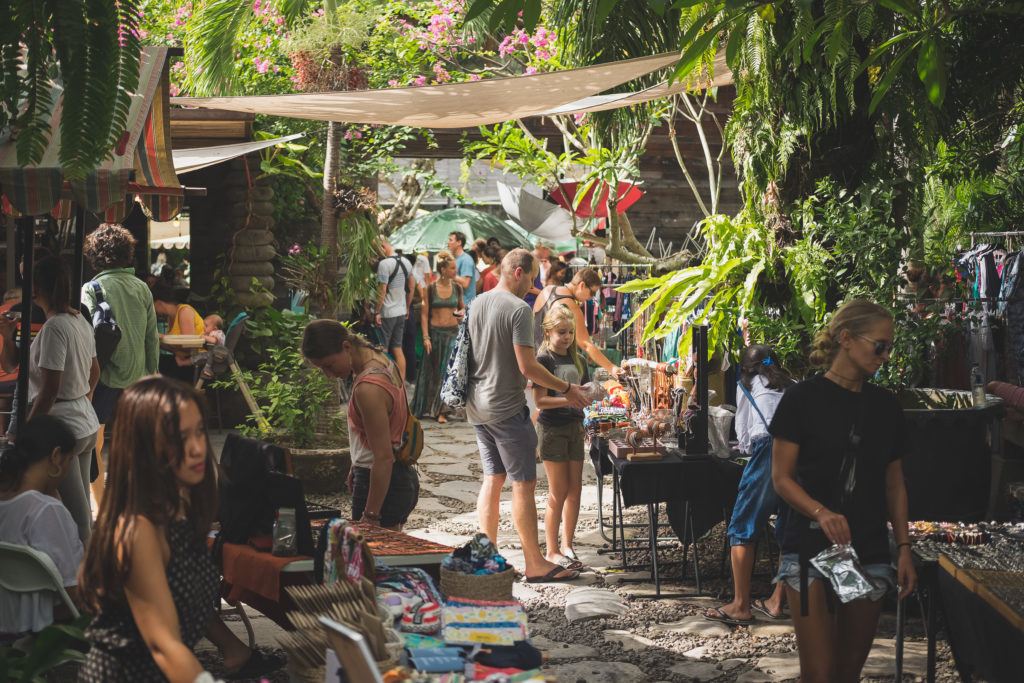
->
[[769, 374, 906, 564], [536, 349, 589, 426]]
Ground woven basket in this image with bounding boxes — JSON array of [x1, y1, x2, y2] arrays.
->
[[440, 567, 515, 601]]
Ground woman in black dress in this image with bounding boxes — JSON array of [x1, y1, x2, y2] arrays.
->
[[770, 299, 916, 683], [77, 377, 271, 681]]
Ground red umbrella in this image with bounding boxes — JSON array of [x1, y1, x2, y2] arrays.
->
[[550, 180, 644, 218]]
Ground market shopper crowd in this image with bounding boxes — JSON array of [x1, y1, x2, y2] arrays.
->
[[0, 224, 919, 683]]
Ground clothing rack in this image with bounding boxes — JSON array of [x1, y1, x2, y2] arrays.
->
[[969, 231, 1024, 247]]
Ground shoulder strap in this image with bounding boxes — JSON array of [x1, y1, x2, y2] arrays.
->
[[386, 256, 408, 288], [738, 380, 771, 431], [89, 281, 105, 305]]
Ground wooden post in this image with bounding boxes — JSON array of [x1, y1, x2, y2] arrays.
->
[[15, 216, 34, 436]]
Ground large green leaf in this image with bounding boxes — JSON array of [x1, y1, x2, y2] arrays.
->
[[916, 35, 947, 107], [672, 18, 725, 83], [868, 41, 919, 115]]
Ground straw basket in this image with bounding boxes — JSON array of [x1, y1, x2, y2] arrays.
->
[[440, 567, 515, 601]]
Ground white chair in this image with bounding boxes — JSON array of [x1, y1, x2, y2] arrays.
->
[[0, 541, 79, 620]]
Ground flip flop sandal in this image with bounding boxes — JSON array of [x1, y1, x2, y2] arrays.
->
[[223, 648, 286, 680], [704, 606, 753, 627], [525, 566, 580, 584], [752, 598, 788, 620], [556, 556, 585, 571]]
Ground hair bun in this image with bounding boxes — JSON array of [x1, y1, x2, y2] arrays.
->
[[809, 328, 837, 368]]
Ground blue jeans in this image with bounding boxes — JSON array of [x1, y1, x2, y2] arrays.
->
[[727, 434, 781, 546]]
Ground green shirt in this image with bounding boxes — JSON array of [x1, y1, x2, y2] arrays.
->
[[81, 268, 159, 388]]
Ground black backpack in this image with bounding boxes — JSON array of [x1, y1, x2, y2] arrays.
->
[[88, 281, 122, 368]]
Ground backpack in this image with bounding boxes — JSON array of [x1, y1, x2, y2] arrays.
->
[[533, 286, 574, 347], [88, 281, 122, 368], [440, 301, 472, 409], [386, 255, 410, 288]]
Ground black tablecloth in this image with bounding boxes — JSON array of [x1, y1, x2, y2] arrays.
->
[[939, 565, 1024, 683]]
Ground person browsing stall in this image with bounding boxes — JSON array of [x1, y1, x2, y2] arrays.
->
[[770, 299, 916, 683], [533, 306, 590, 572], [302, 321, 419, 530], [374, 239, 415, 382], [411, 252, 464, 424], [447, 231, 478, 307], [152, 281, 204, 384], [533, 267, 622, 378], [706, 345, 791, 626], [468, 249, 588, 584], [0, 416, 84, 634]]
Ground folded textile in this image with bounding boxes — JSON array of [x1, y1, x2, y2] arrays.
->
[[442, 623, 526, 646], [442, 533, 509, 576], [402, 599, 442, 634], [407, 647, 466, 673]]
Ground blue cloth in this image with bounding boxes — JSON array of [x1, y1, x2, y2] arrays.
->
[[727, 434, 781, 546], [457, 252, 478, 306], [774, 553, 895, 601]]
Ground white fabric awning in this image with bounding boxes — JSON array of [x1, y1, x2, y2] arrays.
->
[[173, 134, 303, 174], [150, 215, 189, 249], [171, 53, 681, 128], [543, 50, 732, 116]]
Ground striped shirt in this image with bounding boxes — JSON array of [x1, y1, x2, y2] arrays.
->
[[81, 268, 159, 388]]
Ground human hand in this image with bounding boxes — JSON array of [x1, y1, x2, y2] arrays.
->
[[346, 467, 354, 493], [897, 547, 917, 599], [564, 383, 589, 409], [0, 316, 15, 339], [610, 365, 625, 379], [423, 338, 432, 355], [375, 313, 383, 327], [814, 507, 852, 546]]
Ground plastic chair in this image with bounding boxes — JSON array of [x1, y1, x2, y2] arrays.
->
[[0, 542, 79, 620]]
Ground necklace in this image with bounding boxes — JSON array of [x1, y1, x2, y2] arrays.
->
[[826, 368, 863, 390]]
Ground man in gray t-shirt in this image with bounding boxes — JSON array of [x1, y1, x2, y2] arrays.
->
[[467, 248, 588, 584], [375, 239, 415, 381]]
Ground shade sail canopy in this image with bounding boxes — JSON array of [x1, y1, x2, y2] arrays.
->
[[542, 50, 732, 116], [171, 53, 681, 128], [173, 134, 303, 174], [389, 208, 533, 253], [0, 47, 184, 221]]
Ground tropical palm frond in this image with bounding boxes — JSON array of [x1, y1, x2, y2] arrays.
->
[[0, 0, 20, 132], [13, 0, 54, 167], [185, 0, 256, 96]]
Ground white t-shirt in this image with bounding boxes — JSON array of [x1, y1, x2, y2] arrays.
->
[[377, 256, 410, 319], [29, 313, 99, 439], [0, 490, 83, 633], [735, 375, 784, 454]]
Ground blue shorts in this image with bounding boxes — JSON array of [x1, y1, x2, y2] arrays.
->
[[727, 435, 782, 546], [774, 553, 896, 602]]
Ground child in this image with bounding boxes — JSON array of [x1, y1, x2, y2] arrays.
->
[[203, 314, 225, 346], [707, 344, 792, 625], [532, 306, 589, 570]]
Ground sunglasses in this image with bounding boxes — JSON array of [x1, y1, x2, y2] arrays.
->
[[857, 334, 894, 356]]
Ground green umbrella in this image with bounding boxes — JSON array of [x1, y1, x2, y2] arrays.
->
[[503, 219, 579, 256], [388, 207, 533, 253]]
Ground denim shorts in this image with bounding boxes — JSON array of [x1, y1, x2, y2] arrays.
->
[[474, 406, 539, 482], [727, 435, 781, 546], [380, 315, 406, 349], [774, 553, 896, 602], [351, 462, 420, 527]]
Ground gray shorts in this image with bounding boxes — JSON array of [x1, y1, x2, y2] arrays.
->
[[474, 406, 538, 482], [380, 315, 406, 349]]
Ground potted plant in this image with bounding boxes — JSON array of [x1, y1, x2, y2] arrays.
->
[[218, 307, 349, 494]]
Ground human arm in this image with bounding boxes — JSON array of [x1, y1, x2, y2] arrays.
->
[[421, 287, 432, 356], [352, 380, 396, 525], [145, 296, 159, 375], [375, 282, 388, 326], [87, 357, 100, 401], [771, 437, 851, 546], [514, 344, 587, 409], [533, 382, 571, 410], [564, 300, 621, 376], [406, 267, 415, 312], [122, 517, 205, 683], [886, 458, 916, 598], [0, 317, 17, 372]]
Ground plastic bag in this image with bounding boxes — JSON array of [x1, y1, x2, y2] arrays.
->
[[810, 544, 876, 603]]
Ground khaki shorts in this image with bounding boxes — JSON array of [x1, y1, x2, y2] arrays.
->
[[536, 421, 585, 462]]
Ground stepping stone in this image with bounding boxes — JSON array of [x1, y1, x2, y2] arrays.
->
[[669, 660, 725, 680], [602, 570, 653, 585], [405, 528, 470, 548], [748, 621, 794, 637], [751, 651, 801, 681], [544, 659, 645, 683], [735, 672, 775, 683], [682, 646, 707, 659], [426, 479, 481, 501], [530, 635, 599, 660], [860, 638, 927, 678], [512, 581, 541, 602], [412, 497, 453, 513], [721, 658, 747, 672], [651, 616, 731, 638], [603, 630, 655, 652], [564, 587, 627, 623]]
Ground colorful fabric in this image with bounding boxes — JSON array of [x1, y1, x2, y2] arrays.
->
[[135, 61, 183, 221], [412, 324, 458, 419], [442, 597, 528, 646], [442, 533, 509, 576], [401, 599, 441, 634]]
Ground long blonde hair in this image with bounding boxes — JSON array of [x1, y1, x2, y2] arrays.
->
[[809, 299, 893, 368], [540, 306, 586, 377]]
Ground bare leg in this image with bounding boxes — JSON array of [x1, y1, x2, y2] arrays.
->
[[705, 544, 757, 621], [542, 460, 569, 561], [478, 473, 505, 542], [834, 597, 883, 683], [391, 346, 406, 384], [560, 459, 584, 554], [90, 425, 106, 510], [764, 579, 787, 615], [786, 582, 837, 683], [206, 613, 252, 671], [511, 478, 574, 579]]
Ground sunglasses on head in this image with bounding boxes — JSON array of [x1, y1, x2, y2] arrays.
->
[[857, 334, 894, 356]]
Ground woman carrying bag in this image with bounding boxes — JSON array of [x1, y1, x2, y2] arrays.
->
[[770, 299, 916, 683]]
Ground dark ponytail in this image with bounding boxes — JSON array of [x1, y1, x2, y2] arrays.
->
[[740, 344, 793, 392], [0, 415, 76, 489]]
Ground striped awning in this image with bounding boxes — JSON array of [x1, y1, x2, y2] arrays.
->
[[0, 47, 183, 221]]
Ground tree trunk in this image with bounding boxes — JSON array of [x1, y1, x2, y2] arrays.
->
[[320, 120, 342, 303]]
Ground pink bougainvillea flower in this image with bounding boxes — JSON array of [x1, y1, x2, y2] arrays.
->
[[469, 74, 481, 81], [524, 66, 538, 75], [413, 75, 428, 86], [388, 79, 400, 87], [288, 244, 301, 256]]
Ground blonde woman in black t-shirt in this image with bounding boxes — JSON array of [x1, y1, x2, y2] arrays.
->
[[770, 299, 916, 683]]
